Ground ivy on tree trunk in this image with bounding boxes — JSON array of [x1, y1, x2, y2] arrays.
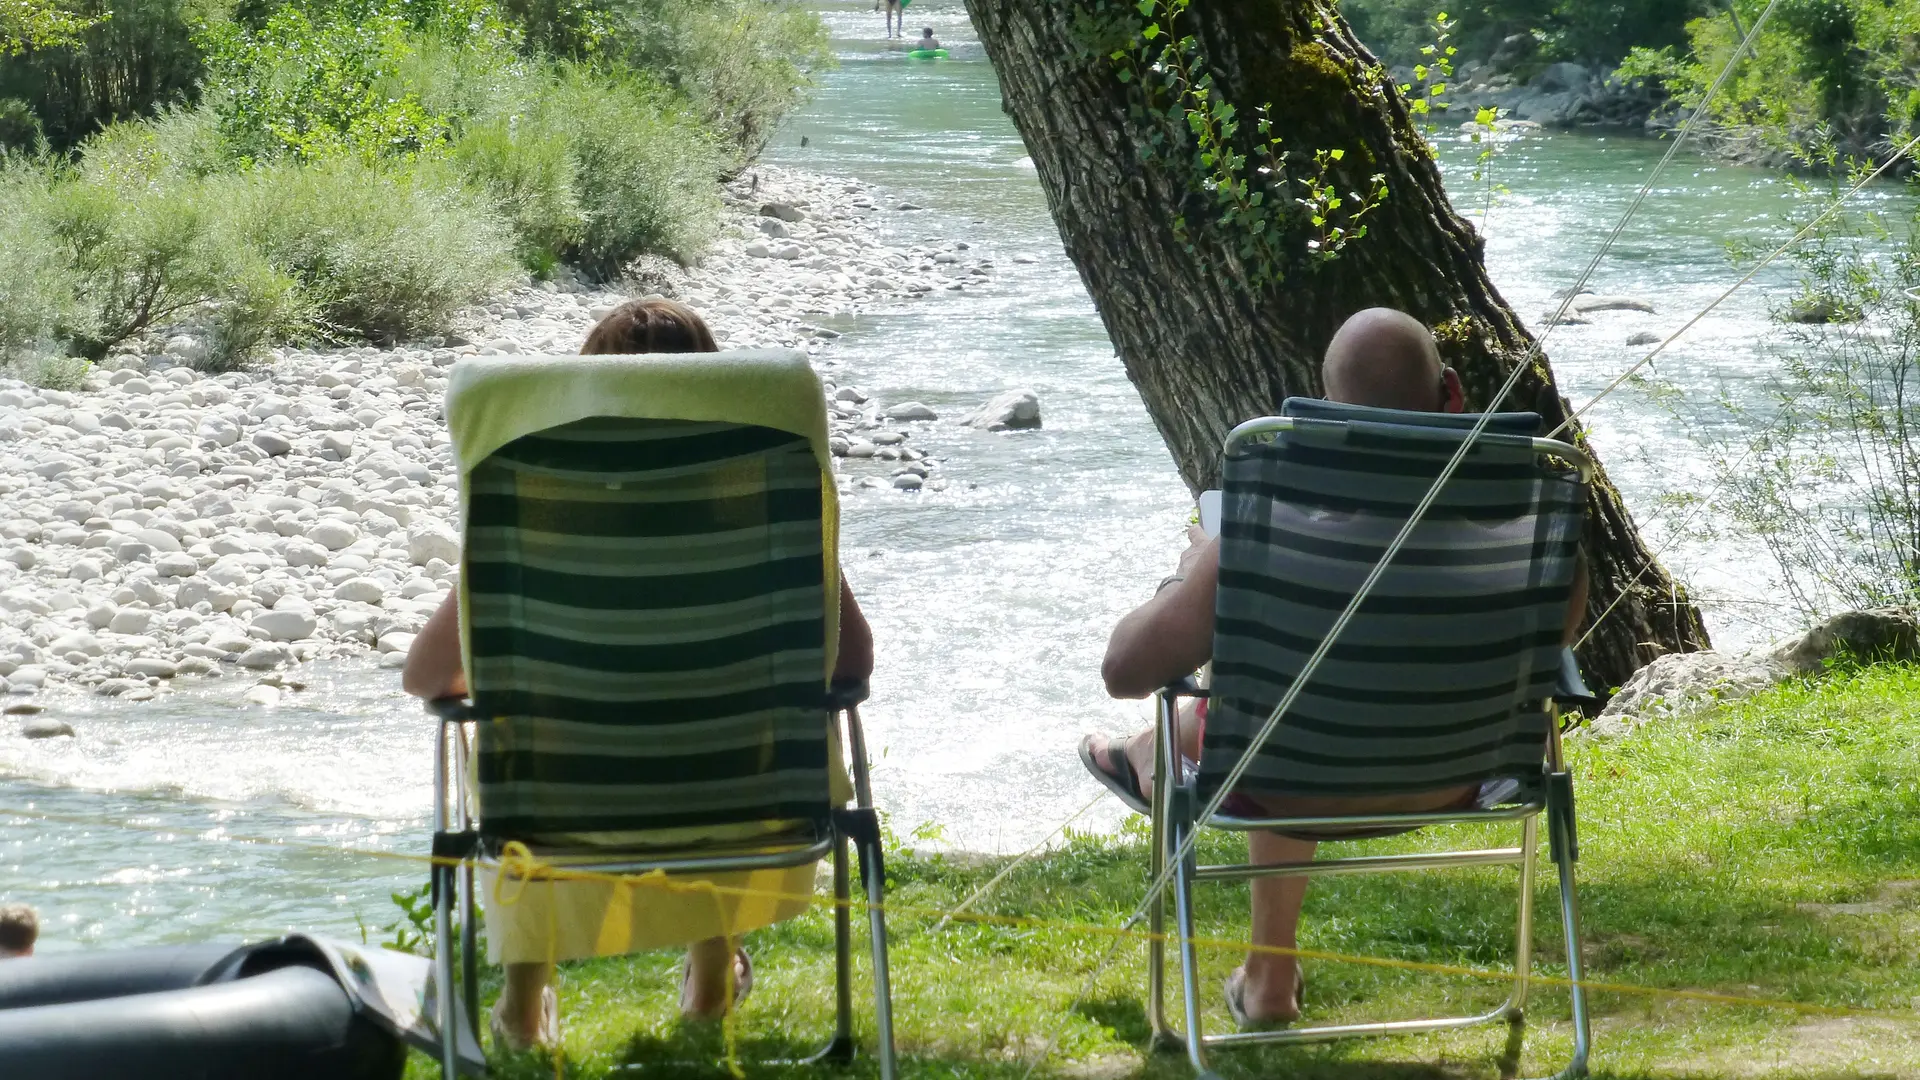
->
[[964, 0, 1709, 692]]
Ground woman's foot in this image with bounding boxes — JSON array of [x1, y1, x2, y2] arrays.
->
[[490, 984, 560, 1051], [679, 942, 753, 1020]]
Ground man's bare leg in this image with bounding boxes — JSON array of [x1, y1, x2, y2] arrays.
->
[[1243, 831, 1314, 1022]]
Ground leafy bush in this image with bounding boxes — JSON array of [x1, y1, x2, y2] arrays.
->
[[1617, 0, 1920, 164], [0, 162, 79, 364], [532, 67, 721, 277], [1343, 0, 1701, 67], [499, 0, 829, 162], [451, 115, 583, 276], [216, 155, 517, 341]]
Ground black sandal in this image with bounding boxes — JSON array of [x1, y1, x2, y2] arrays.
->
[[1078, 734, 1151, 815]]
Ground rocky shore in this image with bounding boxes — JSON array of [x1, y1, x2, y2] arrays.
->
[[0, 165, 1002, 712]]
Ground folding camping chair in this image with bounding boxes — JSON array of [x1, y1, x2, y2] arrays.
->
[[422, 350, 897, 1080], [1145, 399, 1596, 1079]]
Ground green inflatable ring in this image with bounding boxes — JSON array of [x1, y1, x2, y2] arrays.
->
[[906, 48, 947, 59]]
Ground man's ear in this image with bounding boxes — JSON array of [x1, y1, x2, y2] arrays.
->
[[1440, 366, 1466, 413]]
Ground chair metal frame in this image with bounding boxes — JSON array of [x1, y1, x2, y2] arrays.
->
[[426, 683, 898, 1080], [1143, 416, 1595, 1080]]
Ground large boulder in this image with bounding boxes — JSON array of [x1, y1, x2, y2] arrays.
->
[[1770, 607, 1920, 674], [962, 389, 1042, 431], [1591, 650, 1787, 734]]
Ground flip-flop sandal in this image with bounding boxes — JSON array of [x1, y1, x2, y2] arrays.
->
[[679, 947, 753, 1020], [1078, 733, 1151, 815], [1224, 966, 1303, 1032]]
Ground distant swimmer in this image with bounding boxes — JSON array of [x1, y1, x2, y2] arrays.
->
[[916, 26, 941, 51], [878, 0, 901, 38]]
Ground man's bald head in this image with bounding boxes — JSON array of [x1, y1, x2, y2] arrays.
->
[[1321, 308, 1449, 412]]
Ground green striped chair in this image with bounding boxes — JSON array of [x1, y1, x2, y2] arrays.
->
[[1146, 398, 1595, 1079], [423, 352, 895, 1079]]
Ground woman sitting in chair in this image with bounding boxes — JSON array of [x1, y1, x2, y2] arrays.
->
[[404, 298, 875, 1049]]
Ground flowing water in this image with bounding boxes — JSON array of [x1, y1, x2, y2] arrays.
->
[[3, 0, 1909, 950]]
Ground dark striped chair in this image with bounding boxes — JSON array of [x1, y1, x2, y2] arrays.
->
[[1147, 398, 1595, 1079], [423, 353, 894, 1080]]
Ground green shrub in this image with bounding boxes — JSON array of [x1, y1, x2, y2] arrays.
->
[[24, 153, 238, 359], [495, 0, 829, 162], [536, 66, 720, 278], [610, 0, 830, 162], [24, 355, 92, 390], [199, 4, 457, 162], [217, 155, 517, 341], [0, 161, 79, 364], [451, 115, 583, 276]]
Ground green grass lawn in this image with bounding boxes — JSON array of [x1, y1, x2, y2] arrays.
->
[[411, 665, 1920, 1080]]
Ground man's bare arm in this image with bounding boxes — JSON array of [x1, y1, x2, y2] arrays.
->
[[1101, 528, 1219, 698]]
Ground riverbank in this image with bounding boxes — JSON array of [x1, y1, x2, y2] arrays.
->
[[0, 164, 994, 710], [412, 663, 1920, 1079]]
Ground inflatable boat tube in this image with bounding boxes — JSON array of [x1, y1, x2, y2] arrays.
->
[[906, 48, 947, 59], [0, 939, 407, 1080]]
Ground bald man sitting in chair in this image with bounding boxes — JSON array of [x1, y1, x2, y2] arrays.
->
[[1080, 307, 1587, 1027]]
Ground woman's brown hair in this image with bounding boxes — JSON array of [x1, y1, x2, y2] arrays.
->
[[580, 298, 719, 355]]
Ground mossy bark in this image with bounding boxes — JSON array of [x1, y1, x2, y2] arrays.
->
[[965, 0, 1709, 692]]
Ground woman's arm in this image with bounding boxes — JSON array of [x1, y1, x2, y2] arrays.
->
[[403, 592, 468, 699], [834, 577, 874, 683]]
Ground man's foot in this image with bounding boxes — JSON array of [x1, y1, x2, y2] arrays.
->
[[1225, 964, 1303, 1030], [1078, 734, 1151, 814]]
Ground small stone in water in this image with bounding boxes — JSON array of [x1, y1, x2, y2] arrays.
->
[[20, 717, 73, 739]]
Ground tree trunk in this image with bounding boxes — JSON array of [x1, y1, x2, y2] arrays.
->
[[965, 0, 1709, 692]]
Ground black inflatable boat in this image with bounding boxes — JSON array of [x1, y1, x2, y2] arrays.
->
[[0, 935, 478, 1080]]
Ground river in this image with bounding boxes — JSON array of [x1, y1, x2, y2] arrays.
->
[[1, 0, 1906, 950]]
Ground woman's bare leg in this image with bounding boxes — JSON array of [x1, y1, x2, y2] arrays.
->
[[499, 961, 552, 1039], [681, 935, 736, 1018]]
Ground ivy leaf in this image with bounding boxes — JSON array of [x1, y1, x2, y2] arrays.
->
[[1142, 22, 1160, 40], [1137, 0, 1154, 14], [1429, 82, 1446, 95], [1117, 68, 1134, 83], [1329, 148, 1345, 161], [1476, 106, 1497, 125], [1413, 64, 1428, 80]]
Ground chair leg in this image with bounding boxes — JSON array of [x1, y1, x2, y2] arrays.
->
[[1542, 832, 1591, 1079], [434, 861, 459, 1079], [1506, 815, 1539, 1020], [459, 864, 479, 1040], [1170, 819, 1210, 1077], [859, 834, 899, 1080], [1147, 691, 1177, 1050], [809, 835, 856, 1065]]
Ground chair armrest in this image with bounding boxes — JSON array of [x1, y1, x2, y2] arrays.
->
[[426, 697, 472, 722], [1158, 674, 1210, 699], [828, 678, 870, 711]]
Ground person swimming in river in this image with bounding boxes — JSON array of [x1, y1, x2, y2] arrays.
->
[[878, 0, 901, 38], [916, 27, 940, 51]]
